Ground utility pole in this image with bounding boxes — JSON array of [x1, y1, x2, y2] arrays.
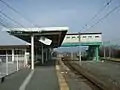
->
[[108, 41, 111, 58], [78, 32, 81, 65], [103, 45, 106, 59], [70, 36, 73, 60]]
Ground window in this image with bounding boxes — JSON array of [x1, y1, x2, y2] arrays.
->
[[77, 36, 81, 38], [72, 36, 76, 38], [88, 36, 92, 38], [15, 50, 24, 55], [95, 36, 99, 38], [7, 50, 12, 54], [83, 36, 86, 38], [0, 50, 6, 55], [66, 36, 70, 38]]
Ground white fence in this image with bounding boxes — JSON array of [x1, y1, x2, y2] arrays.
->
[[0, 54, 25, 78]]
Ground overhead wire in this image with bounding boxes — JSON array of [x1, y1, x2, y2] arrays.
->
[[86, 4, 120, 30], [0, 15, 19, 30], [0, 17, 10, 28], [0, 10, 24, 27], [80, 0, 113, 31], [0, 0, 40, 27], [0, 14, 15, 28]]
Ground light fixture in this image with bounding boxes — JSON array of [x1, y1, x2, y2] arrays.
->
[[39, 36, 52, 45]]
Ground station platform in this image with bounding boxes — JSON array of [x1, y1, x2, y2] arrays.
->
[[0, 68, 30, 90], [101, 57, 120, 62], [74, 60, 120, 90], [0, 60, 59, 90], [26, 60, 59, 90]]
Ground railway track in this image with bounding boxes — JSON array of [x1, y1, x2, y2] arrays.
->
[[61, 60, 103, 90], [59, 59, 120, 90]]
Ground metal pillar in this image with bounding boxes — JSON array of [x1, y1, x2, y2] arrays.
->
[[12, 49, 14, 62], [79, 46, 81, 64], [6, 50, 8, 75], [104, 46, 106, 59], [109, 46, 111, 58], [95, 46, 99, 61], [88, 46, 93, 60], [78, 33, 81, 65], [35, 47, 37, 61], [24, 49, 27, 67], [48, 48, 50, 60], [70, 38, 72, 60], [41, 45, 44, 65], [49, 48, 51, 60], [31, 35, 34, 70], [17, 54, 19, 71], [46, 49, 47, 62]]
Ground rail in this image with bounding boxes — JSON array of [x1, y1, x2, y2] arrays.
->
[[61, 59, 120, 90]]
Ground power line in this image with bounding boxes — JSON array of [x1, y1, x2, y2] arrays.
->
[[0, 16, 18, 28], [0, 16, 19, 30], [0, 17, 10, 28], [0, 0, 40, 27], [0, 12, 20, 28], [86, 4, 120, 30], [80, 0, 113, 31], [0, 11, 24, 27], [0, 15, 14, 27]]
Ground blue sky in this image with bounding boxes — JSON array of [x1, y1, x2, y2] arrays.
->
[[0, 0, 120, 44]]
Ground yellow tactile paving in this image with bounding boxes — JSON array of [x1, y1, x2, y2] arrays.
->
[[56, 61, 69, 90]]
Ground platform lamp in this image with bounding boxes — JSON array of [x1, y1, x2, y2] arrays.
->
[[39, 36, 52, 45]]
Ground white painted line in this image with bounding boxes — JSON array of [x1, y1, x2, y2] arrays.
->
[[19, 70, 34, 90]]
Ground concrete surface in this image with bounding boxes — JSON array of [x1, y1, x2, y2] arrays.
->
[[0, 60, 59, 90], [0, 62, 24, 77], [26, 60, 59, 90], [0, 69, 30, 90], [75, 60, 120, 89]]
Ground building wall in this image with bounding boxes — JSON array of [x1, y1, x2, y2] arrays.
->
[[0, 48, 27, 62], [62, 34, 102, 43], [80, 34, 102, 42]]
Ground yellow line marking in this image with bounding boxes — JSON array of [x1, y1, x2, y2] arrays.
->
[[56, 60, 69, 90]]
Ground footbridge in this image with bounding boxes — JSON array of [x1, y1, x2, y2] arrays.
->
[[61, 33, 102, 61]]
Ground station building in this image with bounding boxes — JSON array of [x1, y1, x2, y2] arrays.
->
[[0, 31, 31, 67]]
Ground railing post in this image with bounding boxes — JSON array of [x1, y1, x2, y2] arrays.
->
[[6, 52, 8, 75], [17, 55, 19, 71], [41, 44, 44, 65], [31, 34, 34, 70]]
